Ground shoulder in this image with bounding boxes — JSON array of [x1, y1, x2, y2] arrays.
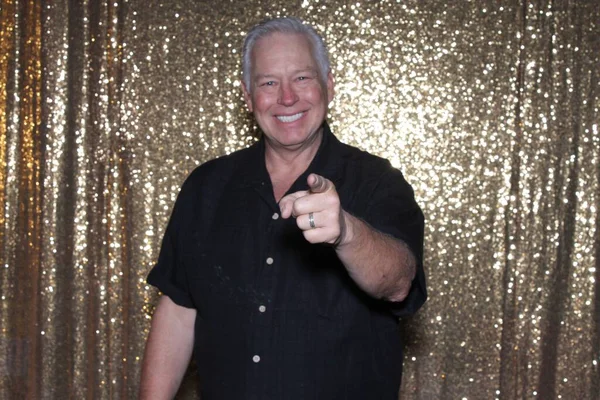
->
[[329, 138, 417, 213], [181, 143, 256, 190], [170, 144, 256, 219], [335, 139, 403, 182]]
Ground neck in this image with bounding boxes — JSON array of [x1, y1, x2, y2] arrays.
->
[[264, 127, 323, 177], [264, 127, 324, 202]]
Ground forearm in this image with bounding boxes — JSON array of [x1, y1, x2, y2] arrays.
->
[[139, 296, 196, 400], [335, 211, 417, 302]]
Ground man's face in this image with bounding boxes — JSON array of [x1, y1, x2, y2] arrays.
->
[[242, 32, 334, 151]]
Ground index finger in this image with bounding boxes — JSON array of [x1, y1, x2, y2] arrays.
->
[[307, 174, 333, 194]]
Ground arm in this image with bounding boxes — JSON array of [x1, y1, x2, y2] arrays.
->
[[139, 295, 196, 400], [279, 173, 417, 302], [335, 211, 416, 302]]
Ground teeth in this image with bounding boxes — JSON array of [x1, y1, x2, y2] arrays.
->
[[277, 112, 303, 123]]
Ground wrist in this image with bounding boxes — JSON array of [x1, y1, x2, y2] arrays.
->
[[335, 211, 358, 248]]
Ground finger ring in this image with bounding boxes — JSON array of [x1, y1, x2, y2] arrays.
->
[[308, 212, 316, 229]]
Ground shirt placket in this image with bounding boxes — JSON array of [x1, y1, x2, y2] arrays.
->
[[247, 183, 282, 395]]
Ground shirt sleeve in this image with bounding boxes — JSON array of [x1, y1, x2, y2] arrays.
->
[[146, 175, 198, 309], [365, 165, 427, 318]]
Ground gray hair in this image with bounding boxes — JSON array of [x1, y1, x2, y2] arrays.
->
[[242, 17, 331, 92]]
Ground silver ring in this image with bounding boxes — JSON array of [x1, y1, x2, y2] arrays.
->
[[308, 212, 316, 229]]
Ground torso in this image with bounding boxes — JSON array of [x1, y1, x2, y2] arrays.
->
[[154, 124, 420, 399]]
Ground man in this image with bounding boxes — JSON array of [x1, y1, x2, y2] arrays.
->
[[140, 17, 426, 400]]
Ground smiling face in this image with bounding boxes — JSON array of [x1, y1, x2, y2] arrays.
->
[[242, 32, 334, 152]]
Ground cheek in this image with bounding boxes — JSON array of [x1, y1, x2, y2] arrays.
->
[[253, 93, 274, 113], [306, 86, 326, 104]]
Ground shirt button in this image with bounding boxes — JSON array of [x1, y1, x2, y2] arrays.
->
[[266, 257, 274, 265], [259, 305, 266, 312], [272, 212, 279, 220], [252, 355, 261, 363]]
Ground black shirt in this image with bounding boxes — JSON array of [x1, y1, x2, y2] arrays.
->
[[148, 123, 427, 399]]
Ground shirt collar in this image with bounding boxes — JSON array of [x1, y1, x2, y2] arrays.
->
[[234, 121, 346, 190]]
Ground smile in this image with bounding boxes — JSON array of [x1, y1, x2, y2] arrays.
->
[[276, 112, 304, 123]]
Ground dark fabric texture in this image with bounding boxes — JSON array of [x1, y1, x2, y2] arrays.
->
[[147, 122, 427, 399]]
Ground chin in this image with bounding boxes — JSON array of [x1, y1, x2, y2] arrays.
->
[[276, 137, 307, 148]]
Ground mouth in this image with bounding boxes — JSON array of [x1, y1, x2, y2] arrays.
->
[[276, 112, 304, 123]]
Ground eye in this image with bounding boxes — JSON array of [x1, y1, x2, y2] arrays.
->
[[261, 81, 276, 87]]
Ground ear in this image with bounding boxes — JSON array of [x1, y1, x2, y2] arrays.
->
[[326, 72, 335, 104], [241, 80, 253, 112]]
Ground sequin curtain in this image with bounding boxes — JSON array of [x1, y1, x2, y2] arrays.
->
[[0, 0, 598, 399]]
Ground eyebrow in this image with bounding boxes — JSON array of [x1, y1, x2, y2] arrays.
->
[[254, 68, 318, 80], [292, 68, 318, 75]]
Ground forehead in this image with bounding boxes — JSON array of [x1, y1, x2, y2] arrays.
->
[[251, 32, 316, 72]]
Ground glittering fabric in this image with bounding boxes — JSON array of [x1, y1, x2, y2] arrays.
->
[[0, 0, 598, 399]]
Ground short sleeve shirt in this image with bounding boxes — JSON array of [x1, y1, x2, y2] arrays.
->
[[148, 122, 427, 400]]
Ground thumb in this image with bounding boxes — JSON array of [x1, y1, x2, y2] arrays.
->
[[279, 190, 309, 218]]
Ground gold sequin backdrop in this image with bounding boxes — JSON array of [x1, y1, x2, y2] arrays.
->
[[0, 0, 598, 398]]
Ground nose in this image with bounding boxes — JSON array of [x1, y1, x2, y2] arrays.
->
[[277, 82, 299, 106]]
